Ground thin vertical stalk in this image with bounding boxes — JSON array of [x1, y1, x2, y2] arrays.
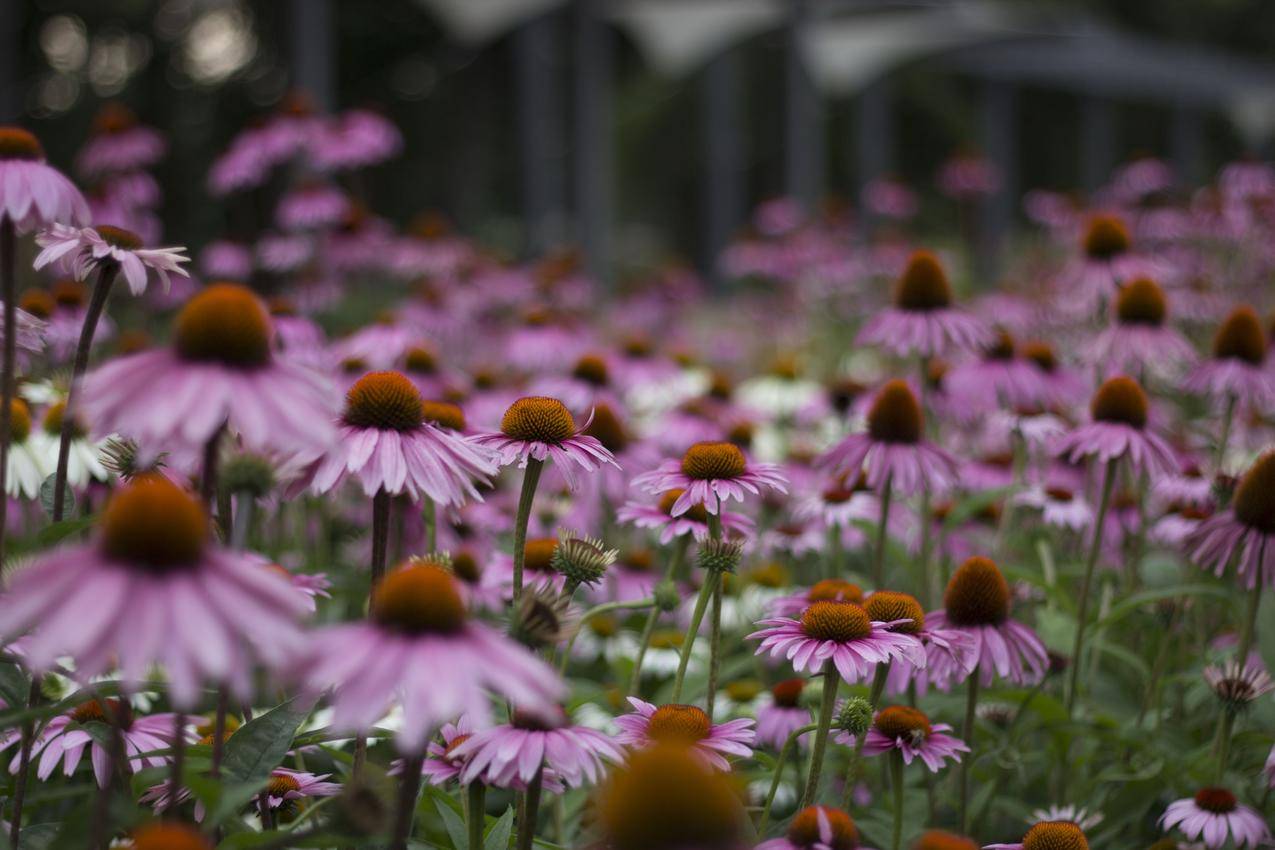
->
[[467, 782, 487, 850], [670, 571, 717, 703], [626, 536, 687, 696], [873, 474, 894, 588], [423, 499, 437, 553], [511, 459, 545, 607], [0, 218, 16, 568], [354, 489, 392, 777], [390, 753, 425, 850], [958, 665, 980, 834], [210, 689, 229, 777], [1064, 458, 1118, 717], [1215, 393, 1236, 471], [800, 661, 840, 808], [758, 722, 818, 835], [705, 508, 723, 716], [7, 679, 38, 849], [515, 767, 544, 850], [51, 263, 118, 521], [841, 663, 890, 810], [166, 712, 186, 817], [890, 750, 905, 850]]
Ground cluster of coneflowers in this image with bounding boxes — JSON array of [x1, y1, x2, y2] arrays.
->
[[0, 105, 1271, 850]]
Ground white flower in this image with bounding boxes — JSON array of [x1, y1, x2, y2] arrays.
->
[[34, 224, 189, 295]]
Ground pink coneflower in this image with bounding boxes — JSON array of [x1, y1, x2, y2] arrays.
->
[[614, 698, 754, 771], [768, 578, 865, 619], [1018, 340, 1088, 409], [472, 396, 617, 489], [0, 127, 90, 232], [938, 152, 1000, 200], [864, 591, 979, 697], [1057, 212, 1160, 317], [755, 679, 812, 750], [1159, 788, 1270, 849], [0, 475, 308, 705], [199, 239, 254, 281], [617, 488, 755, 543], [757, 805, 866, 850], [297, 372, 495, 506], [1183, 305, 1275, 412], [450, 707, 624, 789], [633, 441, 786, 516], [1053, 375, 1177, 477], [1188, 451, 1275, 590], [749, 601, 925, 683], [945, 330, 1050, 414], [296, 563, 564, 752], [276, 182, 350, 232], [792, 473, 880, 529], [1, 698, 178, 787], [857, 250, 991, 357], [849, 705, 968, 772], [821, 379, 958, 497], [420, 716, 475, 785], [256, 232, 313, 273], [1087, 278, 1195, 379], [985, 820, 1090, 850], [81, 284, 337, 465], [1012, 485, 1093, 532], [74, 102, 166, 178], [863, 177, 919, 220], [924, 557, 1048, 687], [34, 223, 189, 296], [311, 108, 403, 171], [141, 765, 339, 820]]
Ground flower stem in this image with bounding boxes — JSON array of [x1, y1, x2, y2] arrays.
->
[[891, 749, 905, 850], [210, 688, 229, 777], [758, 722, 818, 835], [51, 262, 118, 522], [841, 663, 890, 810], [423, 499, 437, 553], [390, 752, 424, 850], [354, 489, 393, 778], [1216, 393, 1237, 471], [1064, 458, 1118, 718], [511, 458, 545, 607], [800, 661, 841, 808], [1234, 542, 1266, 665], [0, 218, 16, 569], [166, 711, 186, 817], [670, 570, 718, 703], [705, 506, 724, 716], [558, 597, 654, 675], [873, 473, 894, 588], [517, 767, 544, 850], [7, 679, 38, 849], [626, 536, 687, 696], [467, 782, 487, 850], [958, 664, 980, 834]]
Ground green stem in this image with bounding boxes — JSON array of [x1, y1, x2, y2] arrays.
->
[[706, 580, 722, 718], [800, 662, 840, 808], [1064, 458, 1118, 718], [390, 753, 424, 850], [423, 499, 437, 553], [670, 571, 718, 703], [890, 750, 905, 850], [841, 663, 890, 811], [467, 783, 486, 850], [1216, 393, 1236, 471], [958, 665, 980, 834], [626, 537, 687, 696], [0, 218, 16, 571], [758, 722, 818, 835], [511, 459, 545, 607], [1234, 544, 1266, 665], [516, 767, 544, 850], [1212, 709, 1237, 783], [873, 474, 894, 588]]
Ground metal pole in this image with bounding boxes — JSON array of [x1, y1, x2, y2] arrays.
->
[[855, 76, 894, 227], [702, 51, 743, 288], [0, 0, 20, 122], [979, 81, 1016, 281], [1080, 95, 1115, 195], [290, 0, 335, 112], [574, 0, 614, 284], [784, 0, 822, 212], [515, 12, 565, 257]]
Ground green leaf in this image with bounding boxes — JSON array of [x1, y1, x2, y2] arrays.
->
[[35, 515, 94, 547], [484, 807, 515, 850], [0, 663, 31, 710], [1095, 584, 1230, 629], [435, 796, 469, 850], [220, 698, 314, 785]]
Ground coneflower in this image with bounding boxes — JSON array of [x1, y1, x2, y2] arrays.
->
[[857, 250, 991, 357]]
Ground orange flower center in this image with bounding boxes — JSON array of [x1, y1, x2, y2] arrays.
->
[[1090, 375, 1148, 428], [572, 354, 610, 386], [1021, 341, 1056, 372], [345, 371, 425, 431], [914, 830, 979, 850], [867, 380, 923, 444], [771, 678, 805, 708], [787, 806, 858, 850], [18, 289, 54, 319], [5, 399, 30, 443], [646, 704, 711, 743], [421, 400, 465, 431], [130, 822, 214, 850], [874, 705, 931, 742], [808, 579, 863, 605], [659, 489, 708, 523], [97, 225, 143, 251], [100, 475, 208, 572], [1213, 305, 1267, 365], [681, 441, 746, 480], [1022, 821, 1089, 850], [173, 283, 273, 369], [585, 402, 628, 453], [894, 250, 952, 311], [1193, 787, 1237, 813], [1082, 215, 1129, 260], [371, 564, 467, 635], [523, 538, 559, 573], [266, 773, 302, 797], [42, 401, 85, 439], [944, 556, 1010, 626], [864, 591, 925, 634], [500, 397, 575, 444], [800, 601, 873, 642], [404, 345, 437, 374], [1116, 278, 1166, 326], [1234, 452, 1275, 533], [0, 127, 43, 161]]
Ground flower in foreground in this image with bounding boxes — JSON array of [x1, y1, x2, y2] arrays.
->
[[1188, 451, 1275, 589], [924, 557, 1048, 687], [1053, 375, 1176, 477], [0, 127, 90, 233], [820, 380, 958, 496], [81, 283, 337, 465], [985, 820, 1090, 850], [450, 707, 624, 789], [34, 223, 189, 295], [472, 396, 617, 488], [849, 705, 968, 773], [749, 601, 925, 683], [296, 562, 564, 752], [0, 475, 307, 705], [594, 744, 745, 850], [297, 371, 496, 505], [757, 805, 866, 850], [633, 440, 787, 516], [857, 250, 991, 357], [615, 699, 754, 771], [1158, 788, 1269, 849]]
